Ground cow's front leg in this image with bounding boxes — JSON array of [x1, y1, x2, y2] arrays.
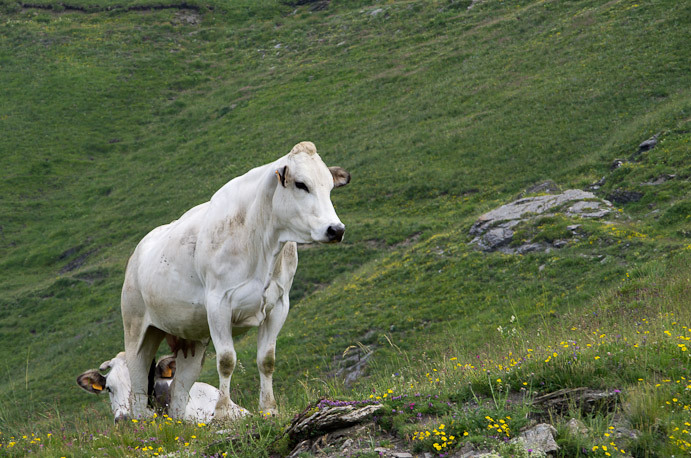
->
[[257, 298, 289, 416], [207, 296, 249, 422]]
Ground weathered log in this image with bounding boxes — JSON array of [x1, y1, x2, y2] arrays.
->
[[532, 387, 620, 417], [278, 400, 384, 457], [286, 401, 383, 442]]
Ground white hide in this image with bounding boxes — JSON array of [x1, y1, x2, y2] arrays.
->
[[121, 142, 349, 420], [100, 352, 132, 421], [77, 353, 219, 423], [154, 378, 220, 423], [185, 383, 220, 424]]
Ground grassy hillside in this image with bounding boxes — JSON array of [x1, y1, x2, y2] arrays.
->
[[1, 0, 690, 456]]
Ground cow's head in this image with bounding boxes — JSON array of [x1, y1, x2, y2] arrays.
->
[[77, 353, 178, 421], [76, 352, 131, 422], [152, 355, 176, 407], [273, 142, 350, 244]]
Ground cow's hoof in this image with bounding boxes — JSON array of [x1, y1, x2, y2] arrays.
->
[[259, 407, 278, 417], [214, 397, 249, 422], [214, 405, 249, 422]]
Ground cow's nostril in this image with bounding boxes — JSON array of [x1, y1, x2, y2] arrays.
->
[[326, 224, 345, 242]]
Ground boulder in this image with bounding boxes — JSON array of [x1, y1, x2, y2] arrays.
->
[[642, 174, 675, 186], [470, 188, 613, 253], [331, 346, 373, 387], [565, 418, 589, 436], [512, 423, 559, 453], [566, 200, 611, 218], [632, 133, 660, 158], [519, 180, 561, 198], [606, 189, 643, 204], [458, 443, 492, 457]]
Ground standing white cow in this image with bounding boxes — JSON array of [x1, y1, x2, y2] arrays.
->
[[121, 142, 350, 421]]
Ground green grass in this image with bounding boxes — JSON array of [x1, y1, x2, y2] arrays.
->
[[2, 258, 690, 456], [0, 0, 690, 456]]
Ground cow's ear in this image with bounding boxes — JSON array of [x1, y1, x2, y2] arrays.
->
[[77, 370, 107, 394], [275, 166, 288, 188], [155, 355, 176, 380], [329, 167, 350, 188]]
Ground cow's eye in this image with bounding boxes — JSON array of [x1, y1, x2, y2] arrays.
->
[[295, 182, 309, 193]]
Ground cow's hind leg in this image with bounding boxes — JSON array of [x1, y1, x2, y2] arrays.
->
[[125, 325, 165, 419], [168, 338, 206, 420]]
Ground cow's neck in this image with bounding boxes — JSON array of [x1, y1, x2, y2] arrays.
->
[[209, 161, 287, 279], [243, 165, 286, 272]]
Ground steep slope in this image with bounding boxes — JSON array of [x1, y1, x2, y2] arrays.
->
[[0, 0, 689, 431]]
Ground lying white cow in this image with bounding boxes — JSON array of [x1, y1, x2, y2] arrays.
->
[[77, 352, 219, 423], [121, 142, 350, 420]]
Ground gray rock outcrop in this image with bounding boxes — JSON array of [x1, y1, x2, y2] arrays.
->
[[470, 187, 613, 253], [512, 423, 559, 454]]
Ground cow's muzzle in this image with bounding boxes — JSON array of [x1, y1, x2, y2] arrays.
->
[[326, 224, 345, 243]]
